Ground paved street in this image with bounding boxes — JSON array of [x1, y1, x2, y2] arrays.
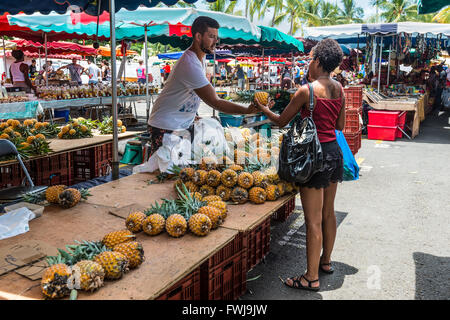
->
[[127, 98, 450, 300]]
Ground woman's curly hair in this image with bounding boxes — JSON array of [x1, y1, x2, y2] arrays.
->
[[312, 39, 343, 73]]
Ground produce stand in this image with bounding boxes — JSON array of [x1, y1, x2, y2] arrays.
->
[[0, 172, 296, 300]]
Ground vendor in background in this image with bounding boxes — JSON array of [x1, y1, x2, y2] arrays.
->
[[86, 58, 101, 85], [136, 60, 146, 85], [58, 58, 86, 85], [29, 59, 38, 78], [294, 62, 302, 87], [9, 50, 34, 93], [40, 60, 54, 82], [101, 60, 111, 82], [147, 16, 257, 155]]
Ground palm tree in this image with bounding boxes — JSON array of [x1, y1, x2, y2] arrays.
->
[[260, 0, 284, 27], [372, 0, 419, 22], [209, 0, 243, 16], [432, 6, 450, 23], [249, 0, 266, 22], [273, 0, 321, 35], [319, 1, 342, 26], [339, 0, 364, 23]]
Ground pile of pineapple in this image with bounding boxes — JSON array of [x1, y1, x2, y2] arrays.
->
[[23, 185, 91, 209], [57, 118, 93, 139], [97, 116, 127, 135], [41, 230, 144, 299], [0, 118, 56, 159], [124, 183, 228, 238]]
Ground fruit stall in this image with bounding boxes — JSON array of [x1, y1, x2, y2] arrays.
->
[[0, 171, 297, 300]]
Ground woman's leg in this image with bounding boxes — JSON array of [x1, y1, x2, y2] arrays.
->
[[286, 186, 323, 288], [321, 182, 338, 270]]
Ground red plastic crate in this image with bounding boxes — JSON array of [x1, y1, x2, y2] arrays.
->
[[201, 251, 247, 300], [396, 112, 407, 138], [367, 125, 397, 141], [31, 152, 73, 186], [343, 108, 361, 134], [272, 197, 296, 222], [368, 110, 401, 127], [344, 86, 363, 109], [155, 268, 201, 300], [344, 130, 362, 155], [0, 162, 27, 188], [207, 232, 247, 268], [246, 216, 271, 271], [72, 143, 113, 183]]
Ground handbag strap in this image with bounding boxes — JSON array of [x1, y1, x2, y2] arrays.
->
[[308, 82, 315, 118]]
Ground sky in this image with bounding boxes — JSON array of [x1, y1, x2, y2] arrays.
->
[[194, 0, 379, 36]]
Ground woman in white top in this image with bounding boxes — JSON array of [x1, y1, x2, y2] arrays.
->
[[9, 50, 34, 92]]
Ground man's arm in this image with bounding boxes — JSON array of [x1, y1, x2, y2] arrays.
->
[[194, 84, 257, 115]]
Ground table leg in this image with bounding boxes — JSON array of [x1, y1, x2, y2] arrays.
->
[[411, 108, 420, 139]]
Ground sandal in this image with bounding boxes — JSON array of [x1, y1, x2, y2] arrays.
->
[[283, 274, 320, 292], [319, 262, 334, 274]]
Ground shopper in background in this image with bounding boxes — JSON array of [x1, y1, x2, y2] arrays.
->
[[9, 50, 34, 92], [255, 39, 345, 292], [280, 66, 293, 90], [58, 58, 86, 85], [247, 66, 254, 80], [163, 63, 171, 81], [29, 59, 37, 77], [86, 58, 101, 85], [235, 64, 246, 90], [220, 64, 227, 80], [136, 60, 146, 85], [294, 62, 302, 86], [101, 60, 111, 81]]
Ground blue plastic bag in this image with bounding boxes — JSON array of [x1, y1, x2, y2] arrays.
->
[[335, 130, 359, 181]]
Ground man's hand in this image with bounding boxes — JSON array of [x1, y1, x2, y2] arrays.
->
[[246, 103, 259, 114], [254, 98, 274, 112]]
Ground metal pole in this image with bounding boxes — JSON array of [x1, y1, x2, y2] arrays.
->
[[378, 36, 383, 93], [387, 43, 391, 87], [213, 45, 216, 118], [2, 36, 7, 80], [268, 56, 271, 90], [261, 48, 264, 90], [109, 0, 119, 180], [145, 25, 150, 123], [44, 33, 48, 87]]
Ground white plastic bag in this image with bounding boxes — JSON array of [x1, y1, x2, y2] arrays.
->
[[0, 207, 36, 240], [192, 118, 230, 161]]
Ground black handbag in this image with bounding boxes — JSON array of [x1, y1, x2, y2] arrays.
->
[[278, 82, 323, 184]]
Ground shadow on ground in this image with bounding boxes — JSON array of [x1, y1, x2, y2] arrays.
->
[[241, 209, 358, 300], [413, 252, 450, 300], [402, 110, 450, 145]]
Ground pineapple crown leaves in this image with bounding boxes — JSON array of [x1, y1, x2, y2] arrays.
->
[[46, 240, 108, 266], [175, 184, 207, 218], [79, 188, 92, 200], [21, 190, 46, 204]]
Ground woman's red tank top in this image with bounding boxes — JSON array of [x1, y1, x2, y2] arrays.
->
[[300, 85, 343, 143]]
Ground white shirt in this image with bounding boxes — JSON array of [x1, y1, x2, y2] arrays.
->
[[446, 68, 450, 82], [88, 64, 100, 82], [148, 50, 209, 130]]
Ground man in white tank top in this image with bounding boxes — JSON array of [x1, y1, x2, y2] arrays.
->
[[9, 50, 34, 92]]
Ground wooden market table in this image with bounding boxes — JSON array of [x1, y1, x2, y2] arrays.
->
[[0, 201, 238, 300], [363, 91, 428, 139]]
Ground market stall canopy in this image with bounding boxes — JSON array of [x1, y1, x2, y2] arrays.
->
[[417, 0, 449, 14], [4, 50, 81, 60], [259, 26, 304, 52], [157, 49, 234, 60], [97, 46, 138, 57], [305, 22, 450, 38], [0, 0, 220, 15], [11, 39, 98, 56]]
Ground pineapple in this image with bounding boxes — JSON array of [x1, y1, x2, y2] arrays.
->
[[184, 181, 199, 193], [192, 170, 208, 186], [228, 164, 244, 174], [221, 169, 238, 188], [264, 167, 280, 184], [202, 195, 222, 203], [198, 206, 223, 229], [249, 187, 267, 204], [102, 230, 136, 249], [125, 211, 147, 233], [165, 214, 188, 238], [266, 185, 280, 201], [234, 150, 249, 165], [93, 251, 129, 280], [216, 185, 232, 201], [284, 182, 295, 194], [58, 188, 91, 209], [231, 187, 249, 204], [45, 185, 67, 204], [277, 182, 287, 197], [142, 214, 165, 236], [254, 91, 269, 106], [252, 171, 269, 189], [199, 157, 218, 171], [208, 200, 228, 219], [180, 167, 195, 182], [206, 170, 222, 187], [237, 172, 254, 189], [199, 185, 215, 198], [41, 263, 72, 299], [188, 213, 212, 236], [71, 260, 105, 292], [113, 241, 144, 269]]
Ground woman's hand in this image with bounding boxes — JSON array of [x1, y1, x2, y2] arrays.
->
[[254, 98, 274, 113], [246, 102, 259, 114]]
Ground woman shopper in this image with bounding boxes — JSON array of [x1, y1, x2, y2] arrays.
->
[[255, 39, 345, 291], [9, 50, 34, 92]]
